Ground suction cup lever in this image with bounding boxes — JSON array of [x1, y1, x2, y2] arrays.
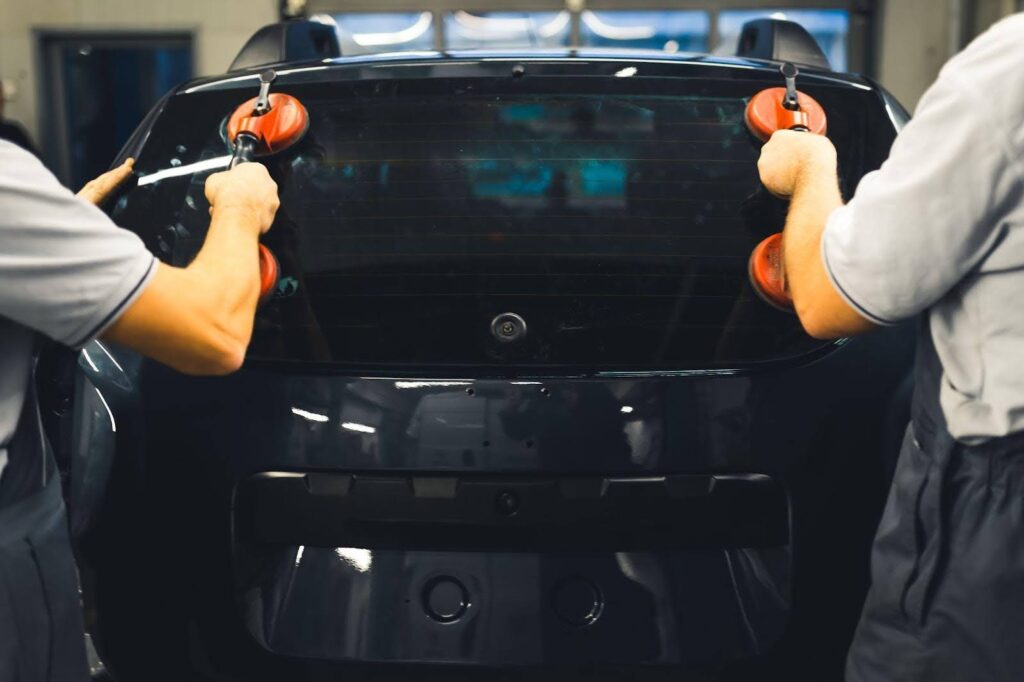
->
[[780, 63, 801, 111], [253, 69, 276, 115]]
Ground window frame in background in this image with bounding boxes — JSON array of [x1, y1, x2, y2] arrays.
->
[[35, 30, 195, 186]]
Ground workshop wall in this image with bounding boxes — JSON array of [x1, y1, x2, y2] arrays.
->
[[0, 0, 277, 142], [879, 0, 1018, 111]]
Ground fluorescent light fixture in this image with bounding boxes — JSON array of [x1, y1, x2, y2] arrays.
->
[[292, 407, 329, 423], [342, 422, 377, 434], [295, 545, 305, 566], [581, 11, 656, 40], [352, 12, 433, 47], [335, 547, 372, 572]]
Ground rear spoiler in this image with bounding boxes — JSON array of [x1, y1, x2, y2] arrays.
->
[[734, 18, 831, 71], [229, 19, 341, 72]]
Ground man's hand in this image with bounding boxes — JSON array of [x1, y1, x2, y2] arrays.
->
[[77, 158, 134, 206], [757, 130, 838, 199], [204, 162, 279, 235]]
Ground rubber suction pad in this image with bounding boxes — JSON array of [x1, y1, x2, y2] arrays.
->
[[257, 244, 280, 305], [227, 93, 309, 155], [748, 233, 792, 311], [745, 88, 827, 142]]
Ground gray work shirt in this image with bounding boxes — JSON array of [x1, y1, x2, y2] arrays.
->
[[0, 142, 155, 481], [822, 14, 1024, 442]]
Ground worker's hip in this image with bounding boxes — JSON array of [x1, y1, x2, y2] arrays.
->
[[847, 417, 1024, 682], [0, 474, 89, 682]]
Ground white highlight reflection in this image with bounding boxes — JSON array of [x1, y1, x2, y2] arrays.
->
[[335, 547, 372, 572], [621, 405, 634, 414], [137, 155, 232, 186], [394, 380, 472, 389], [292, 407, 329, 423], [94, 387, 116, 433], [342, 422, 377, 434]]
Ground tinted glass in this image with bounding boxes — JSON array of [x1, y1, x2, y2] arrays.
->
[[114, 73, 890, 372], [443, 12, 570, 49], [325, 13, 435, 55], [579, 11, 710, 53], [717, 10, 849, 71]]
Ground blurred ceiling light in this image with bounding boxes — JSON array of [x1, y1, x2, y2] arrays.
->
[[621, 405, 635, 414], [352, 12, 432, 47], [538, 12, 571, 39], [292, 407, 329, 423], [284, 0, 307, 18], [581, 11, 656, 41], [452, 11, 569, 40], [342, 422, 377, 434]]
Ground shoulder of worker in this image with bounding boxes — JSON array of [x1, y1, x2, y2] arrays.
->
[[933, 14, 1024, 150], [0, 138, 60, 189], [0, 137, 45, 169]]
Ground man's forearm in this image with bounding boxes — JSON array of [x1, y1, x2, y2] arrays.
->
[[102, 208, 263, 375], [782, 166, 875, 339], [187, 206, 263, 340]]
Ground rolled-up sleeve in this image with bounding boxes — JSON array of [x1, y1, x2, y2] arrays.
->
[[821, 22, 1024, 325], [0, 143, 156, 348]]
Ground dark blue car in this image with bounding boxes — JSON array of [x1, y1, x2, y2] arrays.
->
[[40, 19, 915, 681]]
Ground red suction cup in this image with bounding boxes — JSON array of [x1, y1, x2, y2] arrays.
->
[[745, 88, 827, 142], [227, 93, 309, 156], [748, 233, 792, 311], [257, 244, 280, 305]]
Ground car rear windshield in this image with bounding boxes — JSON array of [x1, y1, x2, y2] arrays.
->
[[113, 68, 893, 374]]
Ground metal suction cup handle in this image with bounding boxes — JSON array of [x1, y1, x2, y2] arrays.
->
[[253, 69, 277, 116], [229, 131, 259, 169], [780, 62, 801, 111]]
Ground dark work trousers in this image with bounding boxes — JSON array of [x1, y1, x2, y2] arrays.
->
[[847, 322, 1024, 681], [0, 370, 89, 681]]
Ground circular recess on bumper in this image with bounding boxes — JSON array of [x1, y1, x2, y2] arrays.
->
[[552, 577, 603, 627], [423, 576, 469, 623]]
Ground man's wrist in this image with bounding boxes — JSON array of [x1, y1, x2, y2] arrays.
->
[[210, 203, 263, 235], [794, 149, 839, 196]]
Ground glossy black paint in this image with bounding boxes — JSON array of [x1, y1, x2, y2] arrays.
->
[[51, 52, 914, 681]]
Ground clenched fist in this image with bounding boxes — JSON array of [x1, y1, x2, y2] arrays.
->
[[204, 162, 280, 235], [757, 130, 838, 199]]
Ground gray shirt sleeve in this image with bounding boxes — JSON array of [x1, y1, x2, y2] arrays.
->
[[0, 142, 156, 348], [821, 15, 1024, 325]]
